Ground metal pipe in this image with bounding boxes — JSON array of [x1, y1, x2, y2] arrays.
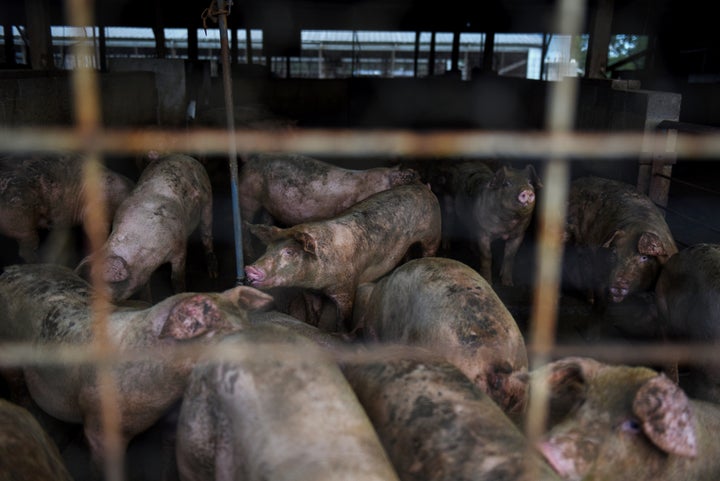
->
[[1, 127, 719, 159], [217, 0, 245, 285]]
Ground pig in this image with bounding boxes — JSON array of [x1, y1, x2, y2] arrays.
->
[[0, 398, 74, 481], [238, 153, 421, 261], [176, 322, 400, 481], [0, 153, 135, 263], [536, 357, 720, 481], [564, 176, 678, 308], [430, 160, 541, 286], [352, 256, 528, 413], [655, 243, 720, 404], [77, 153, 218, 301], [342, 358, 561, 481], [0, 263, 274, 466], [244, 183, 442, 331]]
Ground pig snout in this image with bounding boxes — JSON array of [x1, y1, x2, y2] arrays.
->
[[518, 189, 535, 206], [609, 285, 629, 303], [537, 439, 582, 479], [244, 265, 266, 287], [105, 256, 130, 283]]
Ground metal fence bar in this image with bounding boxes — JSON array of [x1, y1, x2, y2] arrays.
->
[[1, 127, 720, 159], [523, 0, 585, 465], [64, 0, 124, 480]]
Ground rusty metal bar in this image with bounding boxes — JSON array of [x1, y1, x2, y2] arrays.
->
[[524, 0, 586, 464], [216, 0, 246, 285], [63, 0, 123, 480], [1, 127, 720, 159]]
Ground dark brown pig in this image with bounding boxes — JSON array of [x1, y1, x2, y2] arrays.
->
[[431, 160, 541, 286], [238, 153, 421, 260], [244, 183, 442, 331], [536, 357, 720, 481], [176, 322, 400, 481], [0, 398, 74, 481], [0, 263, 274, 466], [343, 358, 561, 481], [77, 153, 218, 301], [564, 176, 677, 307], [0, 153, 135, 263], [352, 256, 528, 413], [655, 243, 720, 403]]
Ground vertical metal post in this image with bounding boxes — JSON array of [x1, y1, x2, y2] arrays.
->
[[524, 0, 585, 476], [217, 0, 245, 284]]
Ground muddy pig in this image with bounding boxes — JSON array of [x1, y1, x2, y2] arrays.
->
[[0, 153, 135, 263], [176, 322, 400, 481], [655, 243, 720, 404], [244, 183, 442, 331], [0, 263, 274, 466], [238, 153, 421, 261], [0, 398, 74, 481], [77, 153, 218, 301], [352, 256, 528, 413], [343, 358, 561, 481], [564, 176, 677, 308], [535, 357, 720, 481], [430, 160, 541, 286]]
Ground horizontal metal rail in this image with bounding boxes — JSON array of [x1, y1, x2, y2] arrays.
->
[[1, 127, 720, 159]]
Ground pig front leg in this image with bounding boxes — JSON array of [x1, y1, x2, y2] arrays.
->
[[170, 249, 188, 294], [200, 202, 218, 279], [326, 288, 354, 333], [500, 234, 524, 287], [477, 234, 493, 284]]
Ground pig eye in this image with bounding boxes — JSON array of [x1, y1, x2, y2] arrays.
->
[[503, 180, 511, 188], [281, 247, 298, 257], [638, 255, 649, 262], [620, 418, 641, 434]]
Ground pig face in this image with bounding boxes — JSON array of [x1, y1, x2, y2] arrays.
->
[[244, 224, 318, 289], [537, 358, 697, 481], [603, 229, 673, 303], [488, 165, 541, 211]]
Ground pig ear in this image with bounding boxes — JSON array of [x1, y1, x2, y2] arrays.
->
[[293, 231, 318, 255], [159, 294, 225, 340], [602, 229, 624, 248], [221, 285, 275, 312], [489, 166, 508, 188], [542, 358, 596, 420], [637, 232, 671, 258], [525, 164, 543, 189], [632, 374, 697, 458], [246, 222, 285, 245]]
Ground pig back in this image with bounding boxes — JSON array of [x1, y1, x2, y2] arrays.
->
[[0, 263, 93, 342], [0, 398, 74, 481], [355, 257, 528, 413], [239, 153, 420, 226], [655, 243, 720, 402], [176, 323, 400, 481], [343, 359, 561, 481]]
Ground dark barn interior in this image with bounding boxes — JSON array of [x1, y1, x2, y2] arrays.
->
[[1, 0, 720, 480]]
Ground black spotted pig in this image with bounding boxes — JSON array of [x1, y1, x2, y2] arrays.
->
[[0, 263, 274, 466], [0, 153, 135, 263], [343, 358, 561, 481], [77, 153, 218, 301], [564, 176, 677, 307], [352, 257, 528, 413], [431, 160, 541, 286], [536, 357, 720, 481], [238, 153, 421, 261], [244, 183, 442, 331], [655, 243, 720, 404], [176, 322, 400, 481], [0, 398, 74, 481]]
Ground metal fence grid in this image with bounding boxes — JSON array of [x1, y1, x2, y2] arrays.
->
[[1, 0, 720, 480]]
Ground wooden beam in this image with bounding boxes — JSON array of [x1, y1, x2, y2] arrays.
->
[[585, 0, 614, 79], [24, 0, 53, 69]]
